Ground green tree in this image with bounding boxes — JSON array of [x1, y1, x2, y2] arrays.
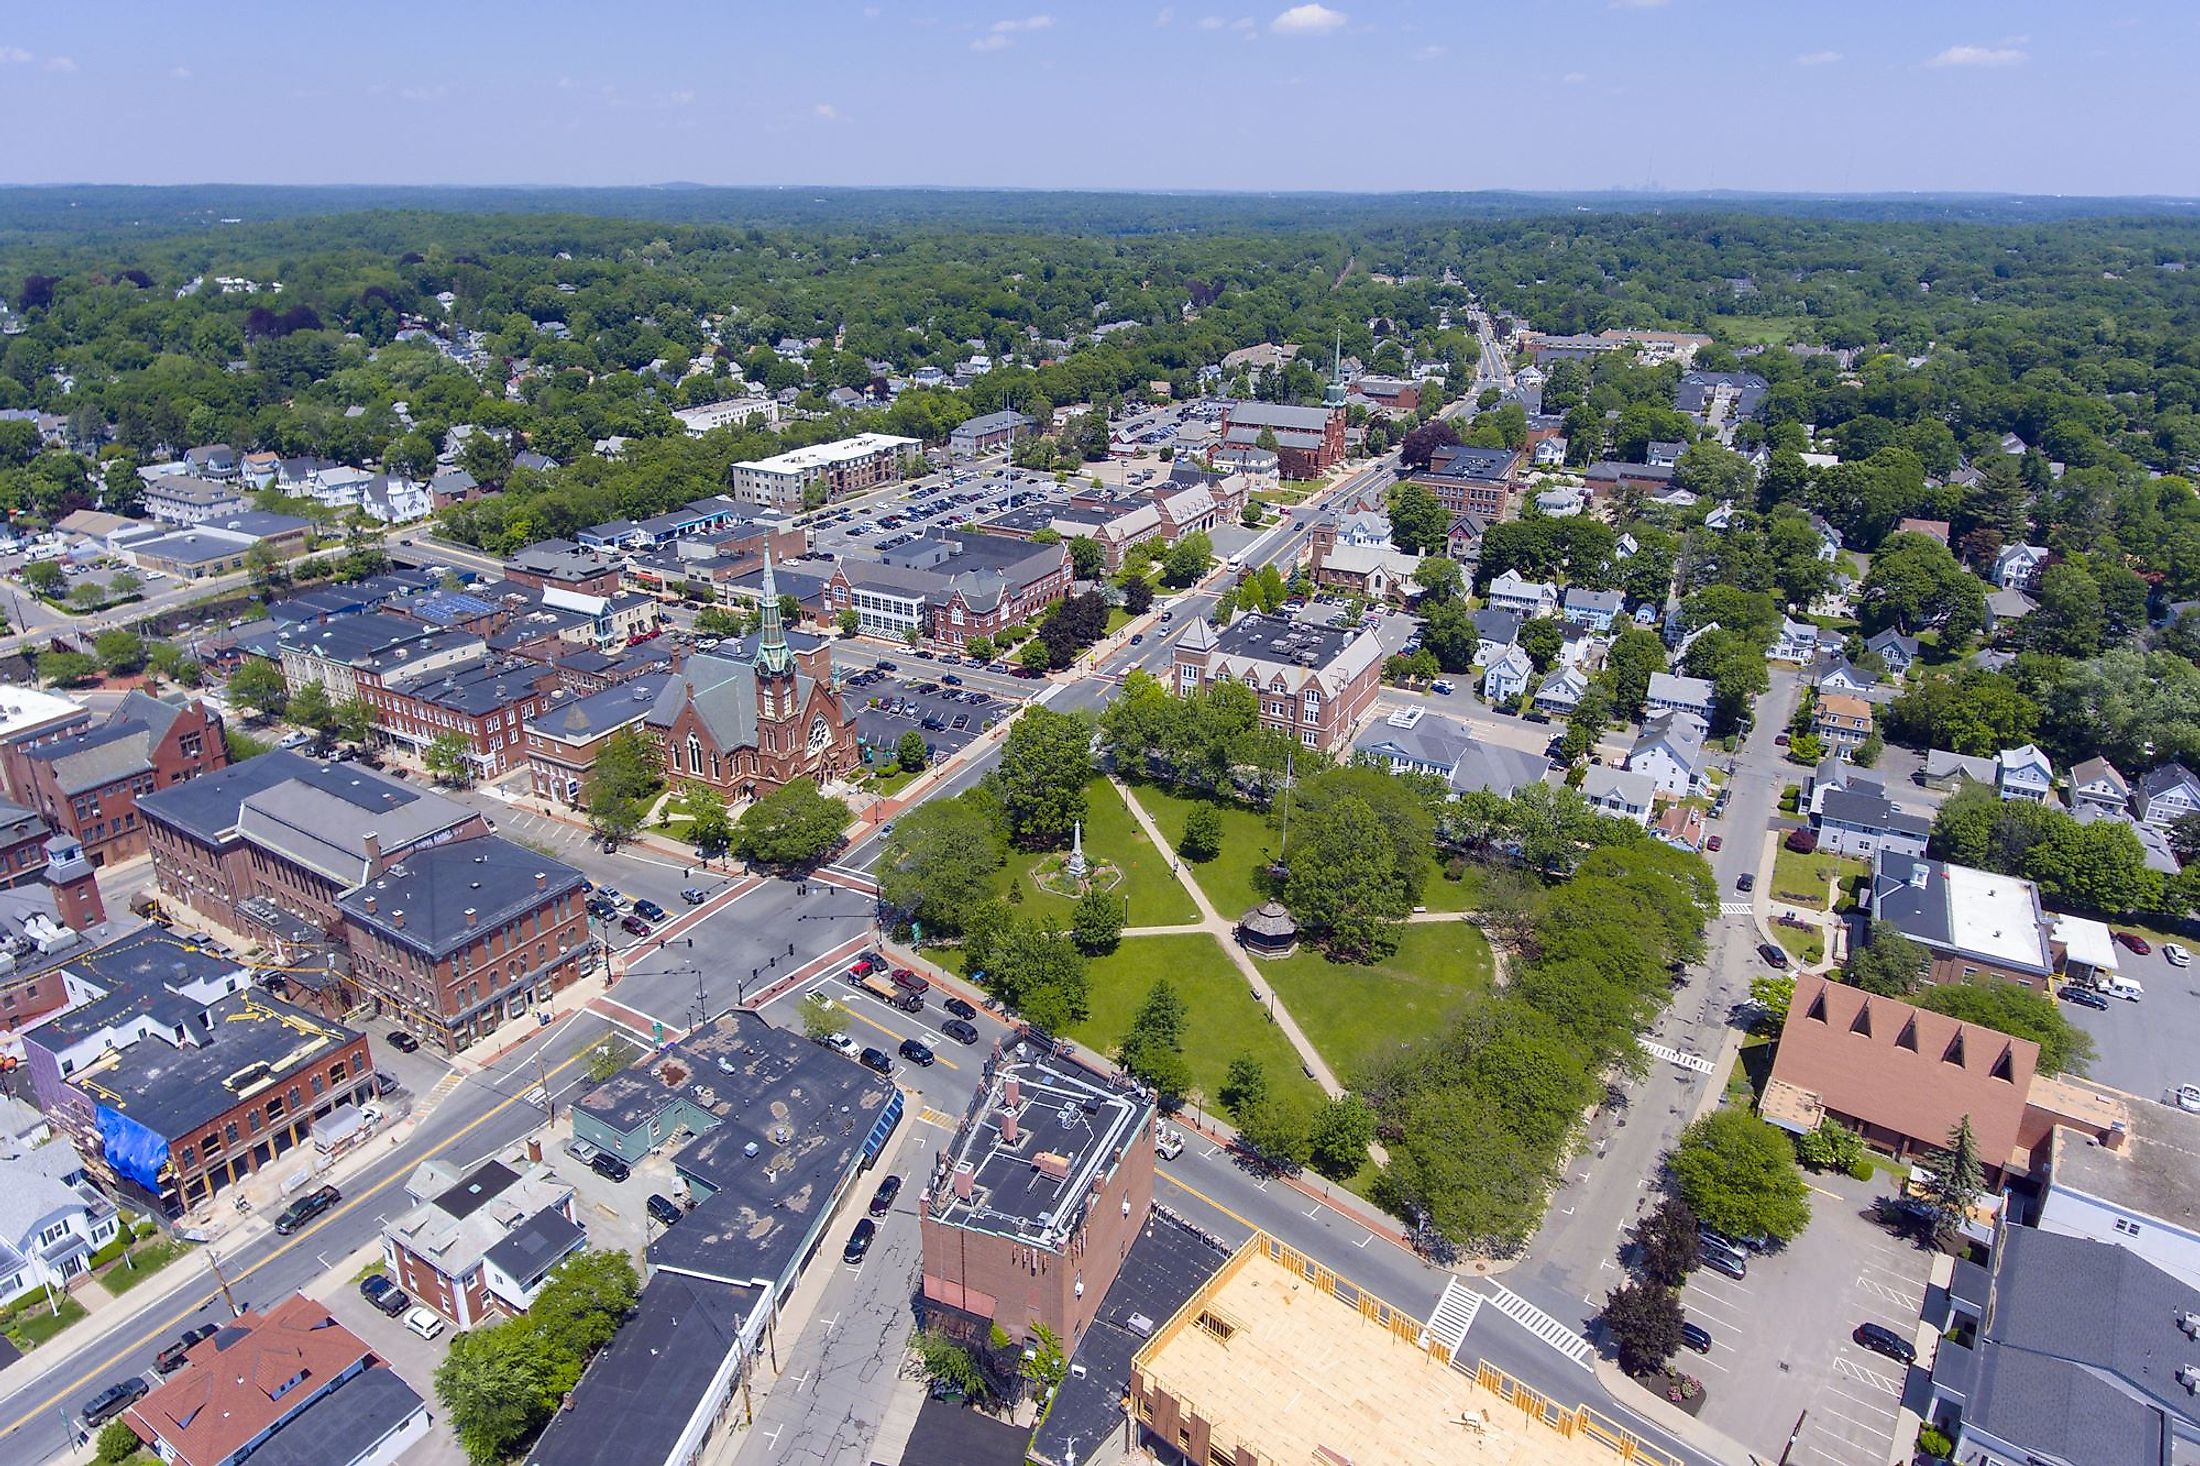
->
[[1386, 481, 1450, 556], [244, 538, 290, 595], [837, 607, 861, 637], [1634, 1196, 1701, 1288], [1307, 1094, 1375, 1180], [679, 782, 734, 852], [288, 679, 337, 736], [21, 559, 65, 597], [733, 778, 851, 867], [1795, 1120, 1870, 1176], [1605, 627, 1668, 719], [1160, 531, 1213, 588], [985, 915, 1088, 1032], [1666, 1110, 1812, 1243], [1600, 1280, 1685, 1377], [435, 1320, 555, 1464], [879, 791, 1007, 938], [1914, 980, 2093, 1076], [1118, 978, 1192, 1104], [965, 633, 995, 661], [528, 1250, 640, 1380], [1237, 1095, 1312, 1171], [914, 1329, 988, 1402], [1122, 577, 1155, 616], [333, 696, 374, 746], [1749, 971, 1797, 1032], [1016, 636, 1053, 674], [1919, 1115, 1985, 1248], [1412, 555, 1463, 604], [1072, 887, 1126, 954], [1220, 1052, 1270, 1119], [897, 728, 929, 774], [93, 1420, 140, 1466], [1517, 617, 1564, 672], [227, 657, 289, 716], [37, 649, 96, 688], [1179, 804, 1225, 862], [424, 730, 474, 785], [93, 628, 147, 674], [799, 991, 849, 1042], [1068, 536, 1107, 580], [586, 727, 661, 845], [993, 707, 1092, 848]]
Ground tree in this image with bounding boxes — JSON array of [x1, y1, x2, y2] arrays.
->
[[1517, 617, 1564, 672], [1237, 1095, 1311, 1171], [1068, 536, 1107, 580], [424, 730, 473, 785], [799, 991, 849, 1042], [897, 728, 929, 774], [837, 607, 861, 637], [1307, 1094, 1375, 1180], [1412, 555, 1463, 604], [1283, 791, 1412, 960], [1122, 576, 1155, 615], [1666, 1109, 1812, 1243], [733, 778, 851, 867], [93, 1420, 140, 1466], [1914, 980, 2093, 1076], [1748, 972, 1796, 1032], [678, 782, 734, 853], [1072, 887, 1126, 954], [1600, 1280, 1685, 1377], [586, 728, 660, 846], [1118, 978, 1192, 1104], [1161, 531, 1212, 588], [436, 1320, 555, 1465], [1398, 419, 1460, 471], [1016, 636, 1052, 674], [1634, 1196, 1700, 1287], [1220, 1052, 1270, 1119], [1919, 1115, 1985, 1248], [38, 649, 96, 688], [288, 679, 336, 736], [93, 628, 146, 675], [993, 707, 1091, 848], [914, 1329, 988, 1402], [879, 791, 1007, 938], [1795, 1119, 1871, 1177], [1387, 481, 1450, 555], [21, 559, 65, 597], [227, 657, 289, 716], [1179, 804, 1225, 862], [244, 539, 290, 595], [984, 915, 1088, 1032], [1857, 533, 1985, 641], [334, 696, 374, 746], [965, 632, 996, 661]]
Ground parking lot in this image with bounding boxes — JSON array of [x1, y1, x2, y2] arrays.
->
[[2060, 933, 2200, 1105], [806, 464, 1066, 557], [1681, 1169, 1931, 1466], [845, 666, 1008, 767], [313, 1281, 466, 1466]]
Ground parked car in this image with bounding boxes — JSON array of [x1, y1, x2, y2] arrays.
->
[[942, 1018, 981, 1046], [868, 1174, 903, 1216], [942, 996, 978, 1021], [1705, 834, 1722, 852], [646, 1193, 684, 1227], [155, 1324, 220, 1375], [274, 1185, 341, 1235], [2061, 985, 2110, 1010], [824, 1032, 860, 1058], [2113, 930, 2153, 955], [620, 914, 652, 937], [81, 1378, 149, 1429], [860, 1047, 894, 1076], [1852, 1322, 1916, 1365], [1774, 732, 1790, 747], [898, 1038, 936, 1067], [2175, 1084, 2200, 1114], [1431, 680, 1455, 695], [633, 898, 668, 923], [369, 1282, 411, 1317], [403, 1306, 446, 1341], [597, 887, 626, 909], [563, 1137, 602, 1165], [1699, 1246, 1748, 1281], [2168, 942, 2192, 967], [1757, 942, 1790, 970], [386, 1030, 420, 1054], [680, 887, 708, 906], [1680, 1320, 1712, 1353], [372, 1071, 401, 1097], [843, 1218, 877, 1263], [360, 1273, 399, 1308], [590, 1151, 631, 1183], [1736, 873, 1755, 892]]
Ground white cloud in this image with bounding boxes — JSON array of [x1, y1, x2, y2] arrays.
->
[[1271, 3, 1344, 33], [169, 65, 192, 79], [1562, 70, 1588, 84], [668, 89, 695, 106], [1927, 43, 2027, 67], [42, 55, 76, 73], [971, 33, 1010, 49], [1155, 6, 1174, 24], [0, 45, 31, 64], [1197, 14, 1224, 27], [1231, 16, 1255, 30], [814, 102, 844, 122], [1413, 43, 1447, 60], [991, 14, 1054, 31], [1795, 50, 1842, 66]]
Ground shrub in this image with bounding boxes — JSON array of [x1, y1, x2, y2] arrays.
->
[[1785, 828, 1818, 853], [1847, 1157, 1876, 1182], [1916, 1425, 1953, 1460], [88, 1235, 131, 1270]]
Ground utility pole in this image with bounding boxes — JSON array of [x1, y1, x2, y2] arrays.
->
[[208, 1248, 240, 1317], [535, 1050, 552, 1123]]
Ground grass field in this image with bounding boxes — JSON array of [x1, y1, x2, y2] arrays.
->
[[1771, 848, 1869, 911], [1120, 781, 1280, 917], [993, 777, 1200, 928], [1717, 316, 1809, 346], [1068, 933, 1325, 1117], [1260, 921, 1495, 1081], [100, 1240, 189, 1296]]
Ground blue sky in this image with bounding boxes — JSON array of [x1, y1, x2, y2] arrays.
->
[[2, 2, 2194, 195]]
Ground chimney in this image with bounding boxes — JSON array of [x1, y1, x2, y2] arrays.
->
[[393, 909, 405, 929], [1909, 862, 1930, 889], [364, 895, 377, 914], [1001, 1108, 1020, 1145], [953, 1162, 975, 1200], [465, 907, 478, 928], [2105, 1121, 2129, 1152], [364, 831, 383, 870], [535, 872, 547, 891], [1004, 1076, 1021, 1109], [526, 1137, 543, 1163]]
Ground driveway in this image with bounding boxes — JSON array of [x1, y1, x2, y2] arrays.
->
[[314, 1280, 466, 1466]]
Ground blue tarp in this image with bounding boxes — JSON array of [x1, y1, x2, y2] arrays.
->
[[97, 1105, 168, 1192]]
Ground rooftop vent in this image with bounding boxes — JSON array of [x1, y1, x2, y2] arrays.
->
[[2179, 1311, 2200, 1340], [743, 1140, 760, 1159]]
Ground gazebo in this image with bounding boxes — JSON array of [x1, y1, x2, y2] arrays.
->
[[1236, 900, 1299, 957]]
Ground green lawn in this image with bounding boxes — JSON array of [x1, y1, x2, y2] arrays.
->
[[993, 778, 1200, 928], [1718, 316, 1809, 346], [1069, 933, 1325, 1118], [1119, 781, 1280, 918], [1771, 848, 1869, 912], [1260, 922, 1495, 1081], [100, 1240, 189, 1296], [862, 766, 921, 797], [1, 1295, 87, 1349], [1772, 919, 1826, 966]]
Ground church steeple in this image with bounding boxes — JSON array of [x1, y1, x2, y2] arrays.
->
[[755, 547, 793, 678], [1323, 325, 1347, 408]]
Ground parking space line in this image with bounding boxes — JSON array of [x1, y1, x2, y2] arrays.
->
[[1820, 1393, 1898, 1429], [1831, 1356, 1903, 1395]]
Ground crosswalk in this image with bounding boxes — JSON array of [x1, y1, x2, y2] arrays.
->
[[1640, 1038, 1717, 1075], [1718, 901, 1756, 916], [1486, 1284, 1594, 1367], [1424, 1275, 1484, 1354]]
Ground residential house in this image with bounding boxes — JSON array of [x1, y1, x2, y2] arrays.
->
[[1807, 514, 1843, 563], [949, 410, 1035, 457], [1561, 586, 1625, 633], [1814, 657, 1880, 699], [1771, 616, 1827, 664], [1985, 587, 2037, 634], [1993, 543, 2052, 591], [1530, 437, 1567, 468], [1815, 779, 1932, 859], [1644, 671, 1716, 721], [1470, 608, 1521, 668], [1703, 502, 1739, 531], [383, 1156, 584, 1327], [1534, 665, 1588, 716], [1443, 512, 1486, 569], [1812, 692, 1874, 756], [140, 474, 246, 525], [0, 1137, 122, 1305], [1896, 517, 1951, 545], [2068, 758, 2132, 820], [1626, 710, 1708, 799], [1652, 802, 1706, 852], [1481, 645, 1534, 706], [1864, 850, 2058, 990], [2136, 763, 2200, 832], [1997, 744, 2056, 804], [1581, 767, 1656, 826], [1923, 748, 1998, 792], [1863, 628, 1919, 678], [1485, 569, 1557, 619]]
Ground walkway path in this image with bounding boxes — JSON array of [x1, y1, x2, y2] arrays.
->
[[1109, 776, 1346, 1099]]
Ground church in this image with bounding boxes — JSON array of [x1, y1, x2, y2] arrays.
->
[[646, 552, 860, 800]]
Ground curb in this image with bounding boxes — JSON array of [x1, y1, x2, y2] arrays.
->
[[1591, 1357, 1767, 1465]]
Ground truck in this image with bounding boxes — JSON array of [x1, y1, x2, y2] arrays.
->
[[859, 972, 923, 1013], [1154, 1126, 1186, 1161]]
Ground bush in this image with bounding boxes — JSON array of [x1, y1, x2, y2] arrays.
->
[[1916, 1425, 1953, 1460], [1785, 828, 1818, 853], [88, 1235, 131, 1270], [1847, 1157, 1875, 1182]]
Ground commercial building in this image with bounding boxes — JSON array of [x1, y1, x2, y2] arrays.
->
[[921, 1044, 1155, 1367], [949, 409, 1035, 456], [0, 685, 96, 806], [1170, 613, 1384, 753], [123, 1292, 430, 1466], [357, 651, 562, 779], [382, 1155, 584, 1327], [730, 433, 917, 511], [21, 928, 375, 1215], [524, 674, 672, 807], [337, 835, 589, 1052], [1406, 443, 1520, 518], [0, 794, 52, 889], [2036, 1087, 2200, 1290], [125, 513, 313, 579], [825, 532, 1072, 650], [1864, 850, 2059, 990], [15, 691, 228, 867], [673, 396, 780, 436], [1214, 400, 1345, 479]]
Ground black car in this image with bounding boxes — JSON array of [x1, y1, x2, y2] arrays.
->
[[1736, 873, 1755, 892], [633, 898, 668, 923], [1853, 1321, 1916, 1365], [370, 1282, 410, 1317], [941, 1018, 980, 1046], [81, 1377, 149, 1429], [646, 1193, 683, 1227], [360, 1273, 398, 1308], [859, 1046, 894, 1076], [590, 1151, 632, 1183], [274, 1184, 341, 1235], [942, 996, 977, 1021], [386, 1030, 421, 1054], [1757, 942, 1791, 969], [2062, 985, 2111, 1010], [868, 1174, 903, 1216], [587, 897, 618, 920], [155, 1324, 219, 1375], [843, 1218, 877, 1263], [1680, 1320, 1712, 1353], [898, 1038, 936, 1067]]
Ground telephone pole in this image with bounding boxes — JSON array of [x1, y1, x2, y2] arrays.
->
[[535, 1050, 553, 1123], [207, 1248, 240, 1317]]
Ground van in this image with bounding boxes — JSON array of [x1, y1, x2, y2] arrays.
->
[[2110, 976, 2146, 1002]]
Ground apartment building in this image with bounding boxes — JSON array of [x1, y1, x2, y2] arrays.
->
[[730, 433, 917, 511]]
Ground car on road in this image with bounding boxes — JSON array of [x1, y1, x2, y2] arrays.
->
[[1774, 732, 1790, 746], [2169, 942, 2192, 967], [899, 1038, 936, 1067], [942, 1017, 980, 1045], [681, 887, 708, 905], [890, 967, 929, 997], [2061, 985, 2110, 1010], [823, 1031, 860, 1058], [2113, 930, 2153, 955], [1736, 873, 1755, 892], [155, 1324, 220, 1375], [1852, 1321, 1916, 1365], [1680, 1320, 1712, 1353], [620, 914, 652, 937], [403, 1306, 446, 1341], [647, 1193, 684, 1227], [81, 1377, 149, 1429], [860, 1046, 894, 1076], [590, 1151, 631, 1183], [632, 898, 668, 923], [564, 1137, 602, 1165], [386, 1030, 420, 1053], [868, 1174, 903, 1216], [942, 995, 977, 1020], [597, 887, 627, 909], [2176, 1084, 2200, 1113], [843, 1218, 877, 1263], [1757, 942, 1790, 969], [274, 1185, 341, 1235], [1129, 633, 1144, 645]]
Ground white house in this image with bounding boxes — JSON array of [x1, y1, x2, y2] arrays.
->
[[1770, 616, 1823, 664], [1562, 586, 1625, 633], [1535, 664, 1589, 716], [0, 1140, 123, 1306], [1645, 671, 1716, 721], [1627, 710, 1708, 799], [360, 475, 431, 525], [2137, 763, 2200, 832], [1815, 657, 1881, 698], [2067, 757, 2131, 820], [1472, 608, 1522, 668], [1993, 544, 2051, 591], [1807, 514, 1843, 563], [1581, 766, 1656, 826], [1482, 645, 1534, 705], [1703, 502, 1739, 531], [1486, 570, 1558, 619], [1996, 744, 2056, 804]]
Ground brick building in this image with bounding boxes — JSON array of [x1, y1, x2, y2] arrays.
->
[[1865, 850, 2060, 991], [0, 795, 52, 889], [1214, 401, 1345, 479], [731, 433, 917, 511], [16, 692, 228, 867], [524, 674, 672, 808], [825, 533, 1071, 650], [920, 1046, 1155, 1369], [381, 1155, 584, 1327], [1406, 442, 1521, 519], [0, 685, 95, 806], [359, 654, 562, 779], [1169, 613, 1386, 753], [504, 541, 625, 597]]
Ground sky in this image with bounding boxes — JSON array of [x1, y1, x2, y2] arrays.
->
[[2, 1, 2195, 197]]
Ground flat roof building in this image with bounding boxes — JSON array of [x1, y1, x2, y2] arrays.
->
[[731, 433, 917, 511], [1866, 849, 2058, 989]]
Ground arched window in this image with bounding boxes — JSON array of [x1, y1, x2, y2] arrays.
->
[[687, 734, 703, 773], [808, 716, 832, 754]]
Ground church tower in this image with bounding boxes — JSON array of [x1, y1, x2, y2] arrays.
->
[[754, 548, 796, 725]]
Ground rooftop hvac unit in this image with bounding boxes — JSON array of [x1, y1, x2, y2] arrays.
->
[[2181, 1363, 2200, 1395], [2181, 1312, 2200, 1340]]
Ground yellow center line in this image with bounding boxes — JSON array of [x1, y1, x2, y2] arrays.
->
[[0, 1042, 596, 1446], [1156, 1169, 1260, 1234], [838, 1003, 961, 1070]]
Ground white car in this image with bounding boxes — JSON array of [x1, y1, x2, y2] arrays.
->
[[2167, 943, 2191, 967], [824, 1033, 860, 1059], [403, 1306, 446, 1341]]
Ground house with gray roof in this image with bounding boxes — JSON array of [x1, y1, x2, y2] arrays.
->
[[0, 1138, 123, 1306], [1923, 748, 1998, 791], [1561, 585, 1625, 632], [2138, 763, 2200, 832], [1814, 778, 1931, 859], [1627, 710, 1708, 799], [1644, 671, 1715, 721], [1581, 766, 1656, 826]]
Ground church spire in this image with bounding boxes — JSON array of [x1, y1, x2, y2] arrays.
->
[[756, 547, 792, 677]]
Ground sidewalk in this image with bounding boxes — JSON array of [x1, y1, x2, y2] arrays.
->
[[1591, 1358, 1767, 1466]]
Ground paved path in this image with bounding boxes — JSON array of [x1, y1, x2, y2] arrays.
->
[[1109, 776, 1346, 1099]]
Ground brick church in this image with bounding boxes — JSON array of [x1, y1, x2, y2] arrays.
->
[[645, 552, 859, 799]]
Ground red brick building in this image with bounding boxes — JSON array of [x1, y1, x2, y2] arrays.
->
[[358, 655, 563, 779], [381, 1156, 583, 1327], [1216, 401, 1345, 479], [825, 534, 1071, 651], [17, 692, 227, 867], [1406, 443, 1521, 519], [1170, 613, 1386, 754], [0, 686, 96, 807]]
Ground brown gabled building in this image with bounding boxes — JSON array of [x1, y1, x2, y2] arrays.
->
[[16, 692, 227, 867]]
